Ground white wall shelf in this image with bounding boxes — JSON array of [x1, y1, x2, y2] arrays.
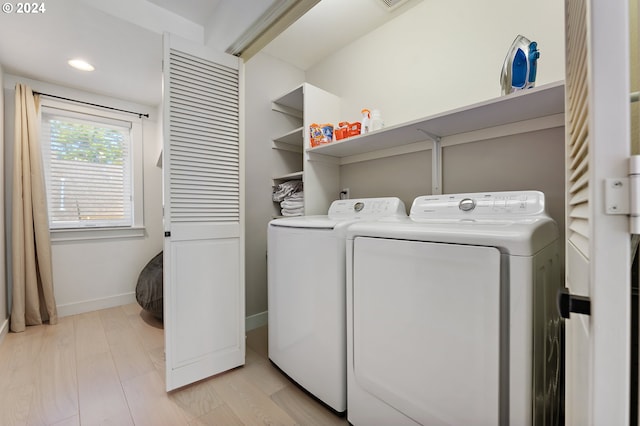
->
[[307, 81, 565, 159], [273, 126, 304, 146], [272, 85, 304, 118], [271, 85, 304, 216], [272, 171, 303, 184], [270, 83, 341, 215], [270, 81, 564, 216]]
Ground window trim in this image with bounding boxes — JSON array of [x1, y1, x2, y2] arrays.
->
[[50, 226, 146, 242], [39, 98, 145, 241]]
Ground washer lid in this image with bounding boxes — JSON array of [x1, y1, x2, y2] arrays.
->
[[269, 215, 339, 229], [269, 197, 407, 229]]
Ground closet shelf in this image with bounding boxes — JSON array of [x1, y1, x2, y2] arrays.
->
[[272, 171, 303, 184], [307, 81, 565, 158], [272, 84, 304, 118], [273, 126, 304, 146]]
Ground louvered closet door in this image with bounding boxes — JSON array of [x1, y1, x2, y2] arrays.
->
[[564, 0, 630, 423], [162, 34, 244, 391]]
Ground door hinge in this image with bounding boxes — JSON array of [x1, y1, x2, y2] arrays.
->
[[164, 231, 171, 237], [605, 155, 640, 234], [604, 178, 630, 214]]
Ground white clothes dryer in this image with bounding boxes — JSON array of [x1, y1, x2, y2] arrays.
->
[[346, 191, 563, 425], [268, 197, 407, 414]]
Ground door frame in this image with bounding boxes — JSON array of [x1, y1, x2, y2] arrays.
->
[[564, 0, 632, 423]]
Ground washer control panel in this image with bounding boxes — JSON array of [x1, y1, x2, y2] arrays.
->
[[328, 197, 407, 219], [410, 191, 546, 219]]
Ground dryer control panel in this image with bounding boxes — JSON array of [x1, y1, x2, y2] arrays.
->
[[410, 191, 546, 219], [328, 197, 407, 219]]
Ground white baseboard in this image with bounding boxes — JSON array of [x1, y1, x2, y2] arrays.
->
[[245, 310, 267, 331], [0, 317, 8, 345], [56, 292, 137, 318], [57, 295, 266, 333]]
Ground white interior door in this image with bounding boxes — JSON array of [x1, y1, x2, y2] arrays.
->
[[162, 33, 245, 391], [564, 0, 631, 423]]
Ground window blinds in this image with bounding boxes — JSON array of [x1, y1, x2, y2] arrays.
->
[[40, 108, 133, 228]]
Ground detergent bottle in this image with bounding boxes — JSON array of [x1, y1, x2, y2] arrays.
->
[[370, 109, 384, 131], [360, 109, 371, 135]]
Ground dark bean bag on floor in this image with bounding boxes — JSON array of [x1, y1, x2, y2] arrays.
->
[[136, 251, 163, 320]]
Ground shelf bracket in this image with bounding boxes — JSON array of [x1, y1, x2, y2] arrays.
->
[[418, 129, 443, 195]]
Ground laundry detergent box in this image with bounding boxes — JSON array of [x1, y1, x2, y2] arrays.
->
[[335, 121, 361, 141], [310, 123, 334, 147]]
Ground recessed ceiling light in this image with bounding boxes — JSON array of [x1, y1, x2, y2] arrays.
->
[[68, 59, 95, 72]]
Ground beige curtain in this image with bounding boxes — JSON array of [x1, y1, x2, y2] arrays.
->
[[11, 84, 57, 332]]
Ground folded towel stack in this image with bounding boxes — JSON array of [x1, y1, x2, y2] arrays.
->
[[281, 191, 304, 216], [273, 180, 304, 216]]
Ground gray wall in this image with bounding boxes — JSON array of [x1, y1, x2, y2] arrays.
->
[[340, 150, 431, 212], [244, 53, 304, 319], [442, 128, 565, 236]]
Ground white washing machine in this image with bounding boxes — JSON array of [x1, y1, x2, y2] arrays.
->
[[346, 191, 563, 425], [268, 197, 407, 414]]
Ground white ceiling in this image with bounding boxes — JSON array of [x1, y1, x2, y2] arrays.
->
[[146, 0, 223, 27], [0, 0, 419, 107], [262, 0, 419, 70]]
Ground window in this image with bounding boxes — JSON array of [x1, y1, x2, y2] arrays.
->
[[40, 99, 144, 236]]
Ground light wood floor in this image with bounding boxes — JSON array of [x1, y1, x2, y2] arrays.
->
[[0, 303, 349, 426]]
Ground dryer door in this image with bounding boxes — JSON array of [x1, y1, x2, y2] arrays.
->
[[352, 237, 501, 425]]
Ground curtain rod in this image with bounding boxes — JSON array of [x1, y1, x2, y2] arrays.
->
[[33, 92, 150, 118]]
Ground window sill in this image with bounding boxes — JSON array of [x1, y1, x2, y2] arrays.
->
[[50, 226, 146, 243]]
